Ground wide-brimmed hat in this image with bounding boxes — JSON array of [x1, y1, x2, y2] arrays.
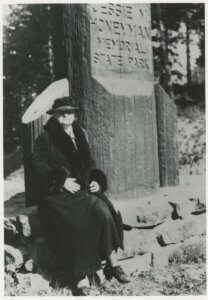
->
[[47, 96, 80, 115]]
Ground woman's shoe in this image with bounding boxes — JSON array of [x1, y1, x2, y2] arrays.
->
[[103, 265, 130, 283]]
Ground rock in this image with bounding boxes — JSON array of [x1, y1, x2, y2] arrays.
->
[[117, 188, 203, 225], [189, 197, 206, 210], [4, 272, 16, 292], [5, 264, 16, 274], [151, 235, 206, 269], [117, 197, 173, 227], [4, 208, 42, 240], [4, 217, 19, 242], [120, 253, 152, 275], [17, 215, 32, 237], [16, 273, 50, 292], [88, 269, 106, 287], [162, 194, 195, 220], [176, 199, 202, 219], [24, 259, 37, 273], [95, 269, 105, 285], [17, 211, 41, 238], [179, 264, 205, 281], [176, 235, 206, 262], [4, 192, 31, 218], [151, 244, 179, 269], [136, 200, 172, 225], [117, 229, 158, 259], [191, 208, 206, 215], [5, 245, 24, 269], [4, 194, 42, 238], [4, 165, 24, 201], [156, 214, 206, 245]]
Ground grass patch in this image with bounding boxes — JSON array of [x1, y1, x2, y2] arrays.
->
[[169, 238, 206, 264], [5, 258, 206, 296]]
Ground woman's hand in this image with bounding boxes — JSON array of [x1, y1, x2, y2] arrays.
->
[[64, 178, 80, 194], [89, 181, 100, 193]]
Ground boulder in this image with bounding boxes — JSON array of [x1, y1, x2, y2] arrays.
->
[[5, 264, 16, 274], [4, 272, 16, 292], [116, 190, 199, 227], [156, 214, 206, 245], [117, 197, 173, 227], [178, 264, 205, 281], [4, 217, 19, 243], [117, 228, 158, 259], [16, 273, 50, 293], [168, 196, 203, 219], [116, 185, 206, 228], [135, 200, 173, 225], [170, 235, 206, 263], [4, 192, 42, 239], [24, 259, 37, 273], [90, 269, 106, 286], [157, 189, 199, 220], [5, 245, 24, 270], [120, 253, 152, 275], [4, 192, 27, 217], [4, 209, 41, 241], [151, 235, 206, 269], [188, 197, 206, 210], [17, 211, 41, 238], [150, 244, 179, 269]]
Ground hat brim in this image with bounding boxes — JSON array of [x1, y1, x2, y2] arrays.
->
[[47, 106, 80, 115]]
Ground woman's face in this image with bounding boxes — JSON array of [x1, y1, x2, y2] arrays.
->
[[56, 112, 75, 126]]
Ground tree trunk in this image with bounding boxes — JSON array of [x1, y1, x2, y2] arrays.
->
[[155, 4, 171, 95], [61, 3, 160, 199], [51, 5, 68, 80], [186, 20, 191, 86]]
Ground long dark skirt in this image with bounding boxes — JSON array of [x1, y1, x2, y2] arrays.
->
[[38, 190, 122, 281]]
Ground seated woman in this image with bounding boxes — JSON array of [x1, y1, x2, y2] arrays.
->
[[32, 96, 130, 296]]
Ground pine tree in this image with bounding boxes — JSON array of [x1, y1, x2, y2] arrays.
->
[[3, 4, 54, 154]]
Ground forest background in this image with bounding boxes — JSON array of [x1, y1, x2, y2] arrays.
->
[[3, 3, 205, 175], [3, 4, 206, 296]]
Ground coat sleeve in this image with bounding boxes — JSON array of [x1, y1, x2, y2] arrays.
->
[[32, 132, 69, 192]]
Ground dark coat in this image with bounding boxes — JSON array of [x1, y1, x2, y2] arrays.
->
[[32, 117, 123, 281], [32, 117, 108, 196]]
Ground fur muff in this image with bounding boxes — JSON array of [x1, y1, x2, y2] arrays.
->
[[89, 168, 107, 193]]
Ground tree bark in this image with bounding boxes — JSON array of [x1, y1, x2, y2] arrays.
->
[[155, 4, 172, 95], [51, 5, 68, 80], [186, 20, 192, 86]]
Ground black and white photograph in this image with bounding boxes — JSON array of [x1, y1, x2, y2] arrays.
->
[[2, 0, 206, 297]]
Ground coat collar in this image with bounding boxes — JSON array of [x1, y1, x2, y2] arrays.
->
[[44, 117, 92, 172]]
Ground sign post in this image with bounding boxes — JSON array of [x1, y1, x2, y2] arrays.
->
[[62, 3, 159, 199]]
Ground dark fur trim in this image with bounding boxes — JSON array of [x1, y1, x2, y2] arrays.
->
[[45, 165, 69, 193], [89, 168, 107, 192], [44, 117, 92, 176], [50, 165, 69, 185], [44, 118, 105, 191]]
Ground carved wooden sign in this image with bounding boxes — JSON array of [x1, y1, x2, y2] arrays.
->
[[89, 3, 153, 82]]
